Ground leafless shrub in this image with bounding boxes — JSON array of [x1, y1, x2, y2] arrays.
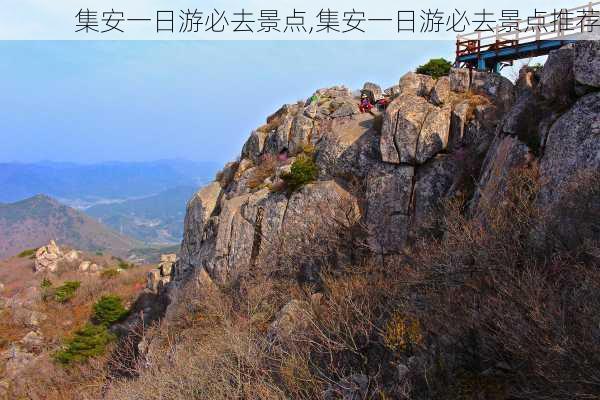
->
[[410, 166, 600, 399], [247, 154, 277, 190]]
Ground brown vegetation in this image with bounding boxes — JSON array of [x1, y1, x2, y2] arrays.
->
[[106, 166, 600, 400], [247, 154, 278, 190]]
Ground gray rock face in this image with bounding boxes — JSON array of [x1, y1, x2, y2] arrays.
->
[[365, 164, 414, 254], [470, 71, 515, 113], [178, 182, 222, 279], [574, 41, 600, 88], [538, 45, 575, 106], [539, 92, 600, 206], [430, 76, 451, 106], [412, 155, 460, 230], [288, 114, 314, 155], [471, 135, 531, 215], [177, 177, 359, 285], [330, 97, 359, 118], [380, 94, 431, 164], [264, 114, 294, 154], [380, 94, 451, 165], [241, 130, 268, 164]]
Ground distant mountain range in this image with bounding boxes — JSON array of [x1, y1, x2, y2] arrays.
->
[[0, 160, 218, 203], [85, 186, 198, 244], [0, 160, 217, 247], [0, 195, 141, 260]]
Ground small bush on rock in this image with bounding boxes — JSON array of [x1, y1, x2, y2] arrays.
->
[[92, 295, 128, 325], [247, 154, 277, 190], [18, 248, 37, 258], [281, 155, 318, 192], [54, 281, 81, 303], [55, 323, 115, 364]]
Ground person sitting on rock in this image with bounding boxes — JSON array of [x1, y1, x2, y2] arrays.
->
[[359, 93, 373, 113], [377, 95, 391, 111]]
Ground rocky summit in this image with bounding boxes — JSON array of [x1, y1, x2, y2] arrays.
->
[[173, 42, 598, 289]]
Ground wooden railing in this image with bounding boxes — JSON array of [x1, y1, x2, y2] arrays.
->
[[456, 2, 600, 56]]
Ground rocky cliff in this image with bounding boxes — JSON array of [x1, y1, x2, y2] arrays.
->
[[103, 42, 600, 400], [173, 42, 598, 293]]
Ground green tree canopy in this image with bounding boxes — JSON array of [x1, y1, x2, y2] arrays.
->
[[416, 58, 453, 79]]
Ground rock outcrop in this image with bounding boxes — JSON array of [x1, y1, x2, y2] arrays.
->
[[33, 241, 94, 274], [33, 240, 62, 273], [147, 254, 177, 294], [166, 42, 600, 320]]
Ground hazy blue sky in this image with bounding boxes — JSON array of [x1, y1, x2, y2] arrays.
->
[[0, 41, 457, 164]]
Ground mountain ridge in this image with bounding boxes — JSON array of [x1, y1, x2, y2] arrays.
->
[[0, 194, 141, 259], [0, 159, 219, 203]]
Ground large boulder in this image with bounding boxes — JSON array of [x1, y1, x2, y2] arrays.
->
[[470, 71, 515, 113], [380, 94, 451, 165], [314, 86, 352, 99], [380, 94, 430, 164], [449, 68, 470, 93], [398, 72, 435, 97], [315, 112, 380, 180], [177, 182, 222, 279], [198, 189, 287, 282], [538, 45, 575, 107], [159, 254, 176, 276], [330, 97, 359, 118]]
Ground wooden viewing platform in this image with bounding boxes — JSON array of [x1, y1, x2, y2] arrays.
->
[[455, 2, 600, 71]]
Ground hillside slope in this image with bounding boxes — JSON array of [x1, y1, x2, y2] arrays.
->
[[85, 186, 196, 244], [103, 42, 600, 400], [0, 195, 141, 259]]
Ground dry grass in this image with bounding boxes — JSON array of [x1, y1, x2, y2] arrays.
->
[[258, 113, 284, 134], [103, 168, 600, 400], [247, 154, 278, 190], [216, 161, 240, 189], [1, 263, 152, 400], [455, 90, 492, 122]]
